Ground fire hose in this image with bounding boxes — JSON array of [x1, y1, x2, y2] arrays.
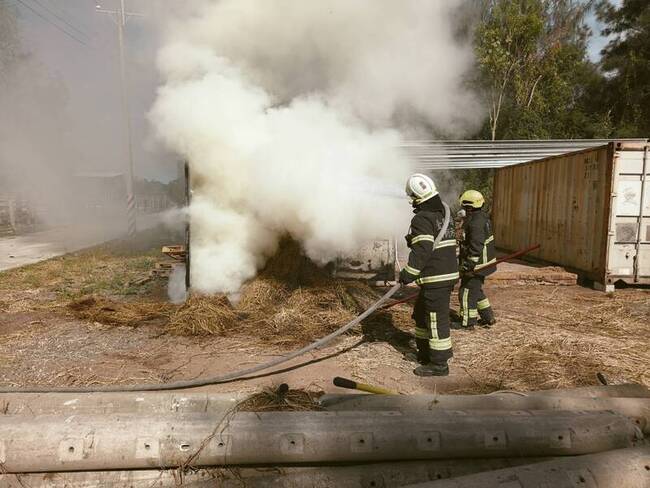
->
[[0, 206, 450, 393], [0, 283, 401, 393]]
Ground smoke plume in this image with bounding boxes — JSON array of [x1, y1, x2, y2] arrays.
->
[[150, 0, 481, 295]]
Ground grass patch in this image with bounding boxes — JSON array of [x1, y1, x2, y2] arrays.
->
[[0, 250, 159, 299], [0, 225, 182, 302]]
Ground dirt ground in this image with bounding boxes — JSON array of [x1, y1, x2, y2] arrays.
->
[[0, 233, 648, 396]]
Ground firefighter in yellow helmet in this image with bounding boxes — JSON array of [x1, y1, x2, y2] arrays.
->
[[456, 189, 496, 329], [399, 174, 459, 376]]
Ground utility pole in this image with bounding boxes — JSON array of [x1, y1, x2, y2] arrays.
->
[[96, 1, 143, 237]]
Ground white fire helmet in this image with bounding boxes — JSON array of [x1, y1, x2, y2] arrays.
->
[[405, 173, 438, 205]]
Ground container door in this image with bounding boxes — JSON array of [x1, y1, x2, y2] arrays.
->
[[609, 146, 650, 284]]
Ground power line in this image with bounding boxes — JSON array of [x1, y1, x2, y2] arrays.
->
[[41, 0, 117, 56], [15, 0, 88, 45], [44, 0, 92, 33], [30, 0, 90, 40], [14, 0, 89, 47], [27, 0, 114, 59]]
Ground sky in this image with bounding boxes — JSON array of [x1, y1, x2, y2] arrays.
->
[[586, 0, 623, 62]]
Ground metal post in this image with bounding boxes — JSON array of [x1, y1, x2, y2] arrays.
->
[[184, 161, 191, 291], [8, 195, 16, 232], [634, 145, 648, 283], [96, 1, 142, 237], [117, 0, 136, 237]]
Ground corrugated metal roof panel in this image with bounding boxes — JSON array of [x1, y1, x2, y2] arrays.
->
[[403, 139, 648, 169]]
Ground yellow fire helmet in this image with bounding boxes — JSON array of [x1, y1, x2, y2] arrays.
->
[[459, 189, 485, 208]]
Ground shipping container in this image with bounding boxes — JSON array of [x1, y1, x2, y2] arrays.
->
[[492, 141, 650, 291]]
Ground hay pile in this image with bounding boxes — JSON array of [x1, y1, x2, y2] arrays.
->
[[167, 295, 239, 335], [63, 239, 377, 345], [67, 296, 174, 327], [167, 239, 378, 345]]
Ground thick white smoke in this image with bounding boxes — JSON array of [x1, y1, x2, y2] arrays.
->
[[150, 0, 481, 295]]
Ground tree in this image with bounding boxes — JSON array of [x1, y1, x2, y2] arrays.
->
[[597, 0, 650, 137], [475, 0, 544, 140], [474, 0, 609, 140]]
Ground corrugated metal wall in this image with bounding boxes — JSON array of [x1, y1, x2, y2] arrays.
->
[[492, 144, 614, 282]]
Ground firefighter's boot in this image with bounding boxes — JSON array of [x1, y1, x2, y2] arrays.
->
[[414, 362, 449, 377], [477, 298, 496, 327], [415, 338, 431, 364]]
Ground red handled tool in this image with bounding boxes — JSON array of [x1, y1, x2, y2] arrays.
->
[[383, 243, 541, 310]]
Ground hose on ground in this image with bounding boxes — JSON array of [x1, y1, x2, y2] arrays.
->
[[0, 284, 401, 393], [0, 203, 451, 393]]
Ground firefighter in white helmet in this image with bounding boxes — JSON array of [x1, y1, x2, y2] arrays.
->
[[456, 189, 497, 329], [399, 173, 459, 376]]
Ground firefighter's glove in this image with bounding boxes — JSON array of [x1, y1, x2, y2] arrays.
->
[[404, 234, 413, 248], [399, 268, 415, 285], [460, 259, 476, 273]]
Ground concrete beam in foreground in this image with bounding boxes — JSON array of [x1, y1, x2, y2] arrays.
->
[[402, 446, 650, 488], [2, 383, 648, 416], [321, 394, 650, 433], [0, 458, 554, 488], [0, 391, 243, 416], [0, 410, 640, 472]]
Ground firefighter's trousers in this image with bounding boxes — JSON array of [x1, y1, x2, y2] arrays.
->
[[412, 285, 454, 365], [458, 274, 494, 327]]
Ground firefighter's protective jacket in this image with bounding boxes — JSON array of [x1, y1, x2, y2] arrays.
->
[[460, 209, 496, 277], [401, 196, 459, 288]]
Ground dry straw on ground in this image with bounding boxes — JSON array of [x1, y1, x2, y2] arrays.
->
[[167, 295, 239, 335], [387, 286, 650, 393], [167, 239, 378, 346], [236, 384, 323, 412], [57, 238, 378, 346], [67, 296, 174, 327], [7, 229, 648, 394]]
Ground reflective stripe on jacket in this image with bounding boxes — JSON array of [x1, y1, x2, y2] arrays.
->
[[403, 207, 459, 288]]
